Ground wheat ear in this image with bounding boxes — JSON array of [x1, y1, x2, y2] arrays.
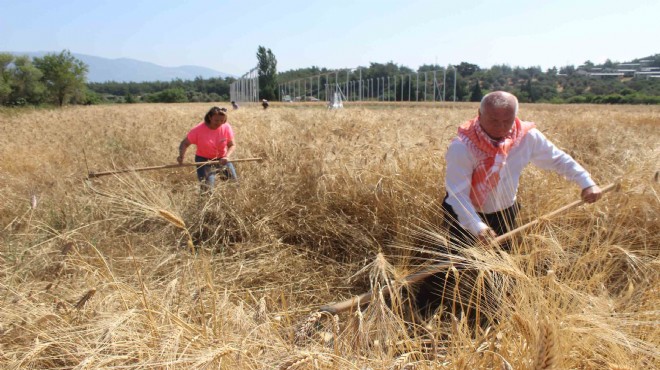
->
[[533, 321, 556, 370]]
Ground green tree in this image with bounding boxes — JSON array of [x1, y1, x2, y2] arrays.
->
[[559, 65, 575, 75], [443, 68, 469, 101], [455, 62, 480, 77], [33, 50, 88, 106], [146, 87, 187, 103], [124, 87, 136, 103], [125, 92, 136, 103], [82, 89, 102, 105], [10, 55, 45, 104], [524, 79, 535, 102], [257, 46, 278, 100], [0, 53, 13, 104], [469, 80, 483, 102], [582, 60, 595, 69]]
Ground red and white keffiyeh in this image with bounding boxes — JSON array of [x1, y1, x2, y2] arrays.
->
[[457, 116, 536, 209]]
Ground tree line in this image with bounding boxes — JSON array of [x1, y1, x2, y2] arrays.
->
[[87, 76, 235, 104], [0, 50, 88, 107], [0, 50, 238, 106], [1, 49, 658, 107], [278, 57, 660, 104]]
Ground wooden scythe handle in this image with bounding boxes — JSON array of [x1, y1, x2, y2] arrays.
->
[[87, 157, 264, 178]]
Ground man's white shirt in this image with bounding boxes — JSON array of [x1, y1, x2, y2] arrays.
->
[[444, 128, 595, 236]]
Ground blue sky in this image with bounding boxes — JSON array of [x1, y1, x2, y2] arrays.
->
[[1, 0, 658, 76]]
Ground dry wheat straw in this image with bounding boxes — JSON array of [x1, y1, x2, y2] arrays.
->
[[255, 296, 267, 323], [2, 104, 659, 369], [192, 346, 237, 367], [279, 354, 313, 370], [608, 364, 633, 370], [74, 288, 96, 310], [512, 312, 533, 343], [279, 352, 331, 370], [389, 352, 419, 370], [331, 314, 340, 339], [501, 359, 514, 370], [331, 314, 340, 355]]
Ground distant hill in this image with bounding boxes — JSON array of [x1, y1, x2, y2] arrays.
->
[[5, 51, 234, 83]]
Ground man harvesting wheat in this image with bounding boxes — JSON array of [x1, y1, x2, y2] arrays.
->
[[416, 91, 603, 317], [443, 90, 602, 246]]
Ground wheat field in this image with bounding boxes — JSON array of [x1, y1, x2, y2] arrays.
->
[[1, 102, 658, 369]]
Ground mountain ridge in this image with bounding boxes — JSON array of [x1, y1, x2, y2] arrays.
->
[[5, 51, 234, 83]]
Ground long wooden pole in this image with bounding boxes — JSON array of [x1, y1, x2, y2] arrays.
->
[[319, 182, 619, 314], [87, 157, 264, 178]]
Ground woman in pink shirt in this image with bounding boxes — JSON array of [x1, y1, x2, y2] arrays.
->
[[177, 107, 237, 191]]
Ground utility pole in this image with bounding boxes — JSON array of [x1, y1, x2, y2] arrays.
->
[[443, 67, 447, 102], [359, 68, 362, 101]]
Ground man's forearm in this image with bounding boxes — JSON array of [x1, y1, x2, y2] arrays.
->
[[445, 191, 489, 236]]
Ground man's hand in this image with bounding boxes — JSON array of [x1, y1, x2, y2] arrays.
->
[[581, 185, 603, 203], [177, 154, 184, 165], [477, 228, 497, 247], [219, 157, 229, 165]]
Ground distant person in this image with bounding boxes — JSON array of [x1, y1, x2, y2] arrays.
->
[[231, 101, 239, 110], [415, 91, 603, 319], [177, 106, 237, 192], [262, 99, 269, 109]]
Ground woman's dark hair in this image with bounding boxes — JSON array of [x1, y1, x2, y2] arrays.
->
[[204, 106, 228, 124]]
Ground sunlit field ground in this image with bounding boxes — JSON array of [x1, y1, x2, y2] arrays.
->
[[1, 102, 658, 369]]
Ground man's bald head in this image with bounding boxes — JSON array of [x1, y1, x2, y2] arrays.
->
[[477, 91, 519, 140], [479, 91, 518, 116]]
